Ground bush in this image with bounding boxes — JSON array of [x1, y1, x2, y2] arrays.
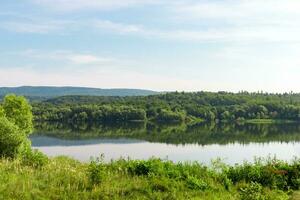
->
[[87, 158, 107, 185], [239, 182, 265, 200], [226, 159, 300, 190], [20, 147, 48, 168], [186, 176, 210, 191], [127, 159, 164, 176]]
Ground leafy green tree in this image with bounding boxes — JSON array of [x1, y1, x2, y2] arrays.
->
[[0, 95, 33, 157], [155, 109, 185, 122], [0, 116, 26, 157], [3, 94, 33, 135], [220, 111, 231, 121]]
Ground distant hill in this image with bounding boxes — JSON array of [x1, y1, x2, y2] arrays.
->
[[0, 86, 159, 98]]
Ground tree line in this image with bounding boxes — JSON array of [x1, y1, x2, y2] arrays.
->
[[32, 91, 300, 123]]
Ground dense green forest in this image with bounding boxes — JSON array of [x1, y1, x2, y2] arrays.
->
[[32, 92, 300, 124]]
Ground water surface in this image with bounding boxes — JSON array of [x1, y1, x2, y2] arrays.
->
[[31, 122, 300, 165]]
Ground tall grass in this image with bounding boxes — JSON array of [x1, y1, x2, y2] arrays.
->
[[0, 155, 297, 199]]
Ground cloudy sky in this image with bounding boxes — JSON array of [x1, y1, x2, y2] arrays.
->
[[0, 0, 300, 92]]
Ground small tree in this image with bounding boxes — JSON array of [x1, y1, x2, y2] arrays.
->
[[0, 95, 33, 157], [3, 94, 33, 136]]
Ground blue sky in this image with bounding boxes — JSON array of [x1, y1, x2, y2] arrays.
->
[[0, 0, 300, 92]]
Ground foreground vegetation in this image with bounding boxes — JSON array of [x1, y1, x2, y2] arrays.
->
[[1, 156, 300, 200], [32, 92, 300, 124]]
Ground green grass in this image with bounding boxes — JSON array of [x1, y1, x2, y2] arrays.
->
[[0, 156, 298, 200]]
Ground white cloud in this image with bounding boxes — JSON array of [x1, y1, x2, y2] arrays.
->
[[173, 0, 300, 21], [168, 0, 300, 43], [31, 0, 164, 11], [94, 20, 145, 34], [68, 54, 112, 65], [3, 18, 300, 43], [0, 20, 72, 34], [19, 49, 113, 65], [2, 0, 300, 44], [93, 19, 300, 43]]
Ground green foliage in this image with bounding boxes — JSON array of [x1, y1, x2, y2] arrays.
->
[[150, 176, 173, 192], [0, 106, 4, 117], [226, 158, 300, 190], [155, 109, 185, 122], [87, 157, 107, 185], [239, 182, 266, 200], [3, 94, 33, 135], [0, 117, 26, 157], [186, 176, 210, 190], [33, 92, 300, 124], [0, 95, 34, 158], [0, 157, 294, 200], [127, 159, 165, 176], [34, 104, 147, 123], [20, 147, 49, 168]]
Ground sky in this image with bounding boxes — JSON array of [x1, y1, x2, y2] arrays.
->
[[0, 0, 300, 92]]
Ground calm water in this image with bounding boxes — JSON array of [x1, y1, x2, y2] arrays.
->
[[31, 122, 300, 165]]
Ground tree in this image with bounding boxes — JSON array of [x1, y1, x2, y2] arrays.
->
[[155, 109, 185, 122], [0, 95, 33, 157], [0, 117, 26, 157], [3, 94, 33, 135], [220, 111, 231, 121]]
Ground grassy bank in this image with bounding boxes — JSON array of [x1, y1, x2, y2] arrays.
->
[[0, 156, 299, 200]]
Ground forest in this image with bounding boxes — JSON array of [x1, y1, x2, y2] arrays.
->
[[32, 91, 300, 124]]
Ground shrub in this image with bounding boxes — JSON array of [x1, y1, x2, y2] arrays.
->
[[218, 174, 232, 191], [239, 182, 265, 200], [226, 159, 300, 190], [87, 158, 107, 185], [127, 159, 164, 176], [186, 176, 210, 191], [20, 147, 49, 168]]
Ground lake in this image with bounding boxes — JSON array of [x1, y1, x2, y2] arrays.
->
[[30, 122, 300, 165]]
